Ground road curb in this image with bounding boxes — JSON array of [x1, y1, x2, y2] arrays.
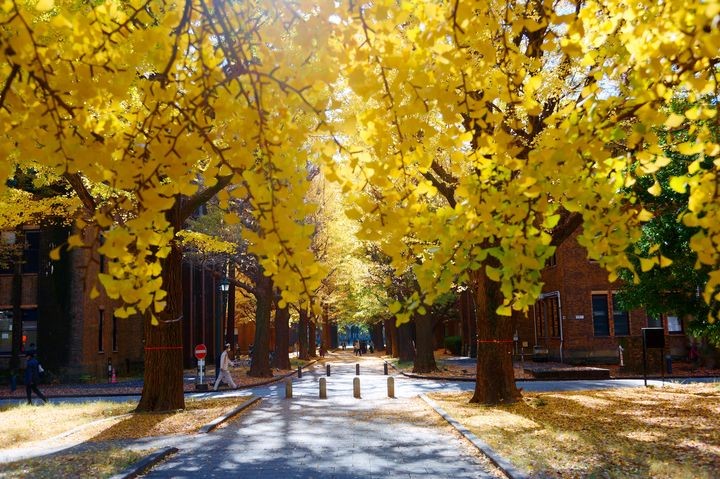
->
[[110, 446, 178, 479], [419, 394, 529, 479], [199, 396, 261, 433]]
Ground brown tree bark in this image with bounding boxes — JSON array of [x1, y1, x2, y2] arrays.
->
[[371, 320, 384, 351], [225, 261, 236, 346], [308, 319, 317, 358], [137, 230, 185, 412], [470, 270, 520, 405], [386, 318, 398, 358], [298, 308, 309, 360], [320, 305, 331, 357], [273, 302, 290, 370], [459, 289, 470, 356], [249, 272, 273, 377], [412, 313, 438, 373], [396, 320, 415, 362]]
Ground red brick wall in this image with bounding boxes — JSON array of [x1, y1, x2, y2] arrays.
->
[[522, 228, 689, 363]]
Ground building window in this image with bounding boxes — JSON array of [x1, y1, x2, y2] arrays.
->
[[592, 294, 610, 336], [647, 316, 662, 328], [98, 309, 104, 353], [112, 315, 118, 351], [612, 294, 630, 336], [667, 315, 683, 334], [0, 311, 11, 353], [22, 231, 40, 274], [0, 308, 37, 353]]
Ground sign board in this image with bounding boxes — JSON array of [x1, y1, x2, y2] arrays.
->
[[642, 328, 665, 349], [194, 343, 207, 360]]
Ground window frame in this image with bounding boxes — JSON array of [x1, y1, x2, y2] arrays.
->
[[591, 292, 611, 337]]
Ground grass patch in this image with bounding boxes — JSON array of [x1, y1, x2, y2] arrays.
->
[[430, 383, 720, 478], [0, 401, 136, 448], [0, 446, 149, 479], [0, 396, 254, 449], [0, 397, 254, 478]]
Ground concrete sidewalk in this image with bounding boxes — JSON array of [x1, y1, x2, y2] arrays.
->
[[142, 352, 504, 478]]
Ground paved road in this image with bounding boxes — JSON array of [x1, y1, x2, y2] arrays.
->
[[143, 352, 501, 478]]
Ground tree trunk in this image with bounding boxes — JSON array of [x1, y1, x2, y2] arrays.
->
[[396, 319, 415, 362], [468, 289, 478, 358], [320, 305, 331, 356], [412, 313, 437, 373], [225, 262, 236, 346], [460, 289, 470, 356], [273, 303, 290, 370], [137, 234, 185, 412], [134, 176, 233, 411], [470, 271, 520, 405], [371, 320, 384, 351], [385, 318, 397, 358], [298, 308, 309, 360], [308, 319, 317, 358], [249, 272, 273, 377], [9, 230, 24, 377]]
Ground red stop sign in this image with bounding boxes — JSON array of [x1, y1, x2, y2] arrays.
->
[[194, 344, 207, 360]]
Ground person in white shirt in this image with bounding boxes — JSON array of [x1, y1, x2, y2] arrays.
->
[[213, 343, 237, 391]]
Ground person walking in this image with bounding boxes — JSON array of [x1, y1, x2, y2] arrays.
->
[[24, 352, 47, 405], [213, 343, 237, 391]]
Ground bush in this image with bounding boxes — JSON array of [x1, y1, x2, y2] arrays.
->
[[444, 336, 462, 355]]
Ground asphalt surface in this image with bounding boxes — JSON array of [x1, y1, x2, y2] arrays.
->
[[142, 354, 500, 478]]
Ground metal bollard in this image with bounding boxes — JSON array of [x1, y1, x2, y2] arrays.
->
[[319, 377, 327, 399], [326, 364, 331, 376], [298, 366, 302, 378], [285, 378, 293, 399], [356, 363, 360, 375], [383, 362, 388, 375], [353, 377, 361, 398], [387, 377, 395, 398]]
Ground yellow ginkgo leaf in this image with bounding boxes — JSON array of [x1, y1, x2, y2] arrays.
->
[[35, 0, 54, 11], [647, 180, 662, 196], [640, 257, 657, 272], [664, 113, 685, 128], [668, 176, 688, 193]]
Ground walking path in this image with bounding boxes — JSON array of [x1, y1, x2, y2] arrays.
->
[[141, 351, 503, 478]]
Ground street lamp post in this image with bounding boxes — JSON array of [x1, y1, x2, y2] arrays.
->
[[215, 276, 230, 381]]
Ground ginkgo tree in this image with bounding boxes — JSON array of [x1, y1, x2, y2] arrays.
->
[[1, 0, 338, 411], [2, 0, 718, 411], [328, 0, 720, 403]]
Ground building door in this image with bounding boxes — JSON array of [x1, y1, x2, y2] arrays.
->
[[536, 294, 561, 343]]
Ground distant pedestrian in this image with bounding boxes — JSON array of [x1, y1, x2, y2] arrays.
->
[[353, 341, 359, 356], [213, 343, 237, 391], [24, 353, 47, 405]]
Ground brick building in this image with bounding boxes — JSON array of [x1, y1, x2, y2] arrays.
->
[[1, 226, 144, 381], [517, 228, 690, 364]]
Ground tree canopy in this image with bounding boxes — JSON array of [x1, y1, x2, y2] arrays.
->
[[2, 0, 719, 370]]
